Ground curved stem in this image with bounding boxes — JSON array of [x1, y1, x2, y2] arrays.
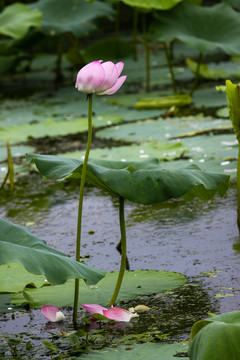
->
[[162, 42, 177, 94], [73, 94, 93, 325], [110, 197, 127, 306]]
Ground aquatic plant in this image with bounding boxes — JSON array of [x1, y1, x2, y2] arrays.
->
[[73, 60, 127, 324], [226, 80, 240, 228], [189, 311, 240, 360]]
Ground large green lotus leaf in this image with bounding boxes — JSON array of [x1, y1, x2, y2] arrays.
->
[[0, 218, 105, 286], [30, 0, 113, 36], [151, 2, 240, 55], [0, 116, 122, 143], [26, 154, 230, 204], [121, 0, 182, 10], [11, 270, 186, 308], [0, 262, 46, 293], [76, 342, 189, 360], [60, 141, 187, 162], [188, 311, 240, 360], [0, 3, 42, 39], [96, 117, 232, 142], [226, 80, 240, 142], [186, 58, 240, 80]]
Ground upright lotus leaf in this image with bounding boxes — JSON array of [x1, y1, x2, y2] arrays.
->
[[226, 80, 240, 227], [226, 80, 240, 142], [121, 0, 182, 10], [0, 218, 105, 286], [26, 154, 230, 205], [30, 0, 114, 36], [151, 2, 240, 55], [188, 311, 240, 360], [0, 3, 42, 39]]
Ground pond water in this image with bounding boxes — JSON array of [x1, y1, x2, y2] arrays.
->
[[1, 174, 240, 359]]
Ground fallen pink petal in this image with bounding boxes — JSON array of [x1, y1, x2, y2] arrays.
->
[[81, 304, 108, 315], [81, 304, 138, 322], [41, 305, 65, 322], [75, 60, 127, 95]]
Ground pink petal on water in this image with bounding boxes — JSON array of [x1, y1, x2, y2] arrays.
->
[[41, 305, 65, 322], [81, 304, 108, 315], [102, 307, 133, 322], [98, 75, 127, 95]]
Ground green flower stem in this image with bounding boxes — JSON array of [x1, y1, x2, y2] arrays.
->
[[163, 42, 177, 94], [110, 196, 126, 305], [73, 93, 93, 325], [190, 52, 203, 95]]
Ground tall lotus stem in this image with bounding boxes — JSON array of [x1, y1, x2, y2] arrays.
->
[[163, 41, 177, 94], [73, 93, 93, 325], [110, 196, 127, 305]]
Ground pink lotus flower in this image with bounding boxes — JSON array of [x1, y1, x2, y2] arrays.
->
[[75, 61, 127, 95], [41, 305, 65, 322], [81, 304, 137, 322]]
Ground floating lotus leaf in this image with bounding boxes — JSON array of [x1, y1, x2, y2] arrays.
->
[[26, 154, 230, 205], [0, 218, 105, 286], [30, 0, 114, 36], [76, 342, 189, 360], [187, 59, 240, 80], [151, 2, 240, 55], [11, 270, 186, 308], [189, 311, 240, 360], [0, 263, 46, 293], [0, 3, 42, 39], [60, 140, 187, 162], [96, 116, 232, 142]]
